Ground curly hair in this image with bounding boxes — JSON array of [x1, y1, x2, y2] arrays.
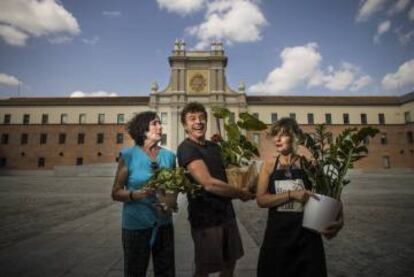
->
[[127, 111, 158, 146], [180, 102, 208, 125], [269, 117, 303, 150]]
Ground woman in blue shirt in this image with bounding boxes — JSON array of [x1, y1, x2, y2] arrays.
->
[[111, 111, 176, 277]]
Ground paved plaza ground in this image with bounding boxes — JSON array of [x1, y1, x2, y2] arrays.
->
[[0, 170, 413, 276]]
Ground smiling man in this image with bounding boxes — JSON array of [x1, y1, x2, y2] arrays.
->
[[177, 102, 254, 277]]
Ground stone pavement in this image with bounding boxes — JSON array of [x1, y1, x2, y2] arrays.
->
[[0, 193, 258, 277]]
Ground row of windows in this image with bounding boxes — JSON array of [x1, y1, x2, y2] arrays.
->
[[253, 112, 388, 125], [0, 133, 169, 146], [2, 111, 403, 125], [2, 112, 170, 125]]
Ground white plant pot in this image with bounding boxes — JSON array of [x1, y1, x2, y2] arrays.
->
[[302, 193, 342, 233]]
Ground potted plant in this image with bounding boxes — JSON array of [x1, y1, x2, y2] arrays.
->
[[211, 106, 267, 193], [300, 124, 379, 232], [144, 167, 201, 212]]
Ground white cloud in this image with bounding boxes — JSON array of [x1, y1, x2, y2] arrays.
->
[[374, 20, 391, 43], [388, 0, 410, 15], [186, 0, 267, 49], [70, 91, 118, 97], [351, 75, 373, 91], [157, 0, 205, 15], [249, 43, 322, 93], [409, 6, 414, 20], [102, 11, 122, 18], [0, 24, 28, 46], [356, 0, 388, 22], [48, 36, 72, 44], [0, 0, 80, 46], [395, 26, 414, 45], [249, 44, 373, 94], [0, 73, 21, 86], [382, 59, 414, 90], [323, 66, 356, 91], [82, 36, 99, 45]]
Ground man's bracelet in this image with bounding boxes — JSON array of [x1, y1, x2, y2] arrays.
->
[[129, 190, 134, 201]]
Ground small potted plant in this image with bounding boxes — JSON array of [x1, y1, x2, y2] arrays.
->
[[300, 124, 379, 232], [211, 106, 267, 193], [144, 167, 201, 212]]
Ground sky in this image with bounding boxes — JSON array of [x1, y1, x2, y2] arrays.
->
[[0, 0, 413, 98]]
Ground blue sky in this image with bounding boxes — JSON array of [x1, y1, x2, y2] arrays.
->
[[0, 0, 413, 98]]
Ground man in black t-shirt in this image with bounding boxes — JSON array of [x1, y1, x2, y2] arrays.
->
[[177, 102, 254, 277]]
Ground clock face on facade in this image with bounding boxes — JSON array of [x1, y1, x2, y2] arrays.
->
[[189, 74, 207, 92]]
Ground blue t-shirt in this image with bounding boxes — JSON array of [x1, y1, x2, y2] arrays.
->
[[120, 146, 176, 230]]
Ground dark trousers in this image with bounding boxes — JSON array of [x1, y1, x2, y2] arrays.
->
[[122, 224, 175, 277]]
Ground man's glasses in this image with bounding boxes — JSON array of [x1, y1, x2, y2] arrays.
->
[[151, 161, 159, 171]]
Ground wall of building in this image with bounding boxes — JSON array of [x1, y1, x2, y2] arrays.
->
[[250, 123, 414, 170]]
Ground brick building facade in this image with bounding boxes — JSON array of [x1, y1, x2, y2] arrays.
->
[[1, 41, 413, 170]]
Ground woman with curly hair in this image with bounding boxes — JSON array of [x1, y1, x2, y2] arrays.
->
[[111, 111, 176, 277], [256, 117, 343, 277]]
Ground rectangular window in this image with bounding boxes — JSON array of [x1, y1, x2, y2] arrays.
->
[[407, 131, 413, 144], [343, 113, 350, 124], [404, 111, 411, 123], [252, 113, 259, 119], [378, 113, 385, 124], [97, 133, 104, 144], [38, 157, 45, 168], [271, 113, 278, 124], [0, 157, 6, 168], [59, 133, 66, 144], [325, 113, 332, 124], [380, 133, 388, 145], [76, 157, 83, 166], [229, 112, 235, 124], [4, 114, 11, 124], [79, 113, 86, 124], [41, 114, 49, 124], [161, 134, 167, 146], [160, 112, 168, 124], [289, 113, 296, 120], [98, 114, 105, 124], [307, 113, 314, 124], [361, 113, 367, 125], [40, 133, 47, 144], [117, 114, 125, 124], [21, 133, 28, 145], [1, 134, 9, 144], [23, 114, 30, 124], [363, 136, 370, 145], [60, 113, 68, 124], [78, 133, 85, 144], [116, 133, 124, 144]]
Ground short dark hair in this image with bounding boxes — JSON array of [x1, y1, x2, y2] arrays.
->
[[127, 111, 158, 146], [269, 117, 303, 145], [180, 102, 208, 125]]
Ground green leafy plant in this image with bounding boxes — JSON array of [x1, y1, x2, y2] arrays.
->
[[144, 167, 201, 196], [300, 124, 379, 200], [211, 106, 267, 167]]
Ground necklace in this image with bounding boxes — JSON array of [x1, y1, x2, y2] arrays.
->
[[279, 154, 293, 178]]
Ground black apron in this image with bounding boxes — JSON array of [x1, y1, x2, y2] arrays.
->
[[257, 155, 327, 277]]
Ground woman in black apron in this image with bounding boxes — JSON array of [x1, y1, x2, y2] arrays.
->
[[256, 117, 343, 277]]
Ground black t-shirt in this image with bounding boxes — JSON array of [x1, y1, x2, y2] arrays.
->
[[177, 138, 235, 229]]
